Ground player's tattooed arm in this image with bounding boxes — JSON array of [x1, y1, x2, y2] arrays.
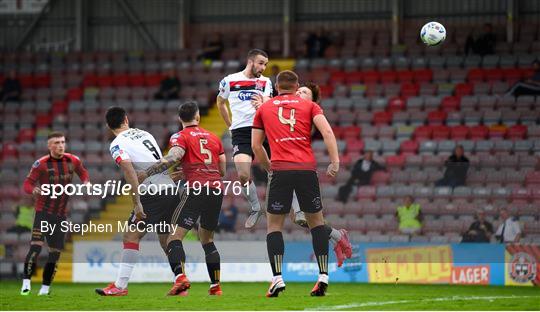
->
[[216, 96, 232, 127], [251, 128, 271, 172], [139, 146, 185, 182]]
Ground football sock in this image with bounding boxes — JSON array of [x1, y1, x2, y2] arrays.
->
[[167, 240, 186, 277], [311, 225, 329, 275], [115, 242, 139, 289], [292, 192, 301, 214], [326, 226, 342, 246], [22, 244, 42, 280], [203, 242, 220, 284], [243, 181, 260, 212], [39, 285, 50, 294], [266, 231, 284, 276], [42, 251, 60, 286]]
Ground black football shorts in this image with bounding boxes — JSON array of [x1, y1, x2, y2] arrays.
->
[[172, 188, 223, 232], [266, 170, 323, 215]]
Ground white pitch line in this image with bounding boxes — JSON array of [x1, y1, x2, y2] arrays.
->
[[307, 295, 540, 311]]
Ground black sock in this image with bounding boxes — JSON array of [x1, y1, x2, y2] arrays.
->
[[167, 240, 185, 276], [42, 251, 60, 286], [202, 242, 220, 284], [23, 244, 42, 279], [311, 225, 329, 275], [266, 231, 284, 276]]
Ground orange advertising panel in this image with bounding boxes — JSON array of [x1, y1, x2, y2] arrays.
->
[[366, 245, 453, 284]]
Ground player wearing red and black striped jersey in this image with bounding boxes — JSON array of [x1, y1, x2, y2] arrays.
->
[[20, 132, 90, 296]]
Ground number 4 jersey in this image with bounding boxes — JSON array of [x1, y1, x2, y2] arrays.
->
[[110, 128, 175, 187], [252, 94, 324, 171], [169, 125, 224, 185]]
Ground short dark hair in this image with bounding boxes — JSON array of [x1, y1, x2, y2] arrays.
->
[[48, 131, 65, 140], [106, 106, 127, 130], [178, 101, 199, 122], [247, 49, 268, 60], [276, 70, 299, 92], [303, 82, 320, 103]]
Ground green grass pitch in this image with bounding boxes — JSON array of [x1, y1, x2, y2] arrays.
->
[[1, 281, 539, 310]]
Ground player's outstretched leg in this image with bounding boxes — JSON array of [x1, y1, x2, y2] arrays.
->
[[95, 241, 139, 296], [235, 155, 263, 228], [39, 249, 60, 295], [291, 192, 307, 227], [266, 231, 286, 297], [21, 244, 42, 295], [166, 239, 191, 296]]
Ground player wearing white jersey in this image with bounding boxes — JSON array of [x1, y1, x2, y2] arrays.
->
[[96, 107, 182, 297], [216, 49, 272, 228]]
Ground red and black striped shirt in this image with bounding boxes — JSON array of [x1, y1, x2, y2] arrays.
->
[[23, 153, 90, 217]]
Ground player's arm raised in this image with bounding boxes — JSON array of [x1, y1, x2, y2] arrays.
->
[[118, 159, 146, 219], [313, 114, 339, 177], [139, 146, 185, 182]]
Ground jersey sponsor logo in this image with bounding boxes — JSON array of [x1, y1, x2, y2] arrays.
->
[[238, 90, 256, 101], [508, 252, 536, 283], [255, 80, 266, 91], [110, 145, 120, 155], [32, 160, 40, 168], [219, 79, 226, 91], [270, 201, 284, 211]]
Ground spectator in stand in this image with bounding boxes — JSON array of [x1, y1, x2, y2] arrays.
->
[[495, 209, 522, 243], [336, 150, 385, 203], [218, 201, 238, 233], [507, 59, 540, 97], [465, 23, 496, 56], [154, 68, 180, 100], [7, 197, 34, 234], [305, 28, 330, 58], [1, 69, 22, 102], [435, 145, 469, 188], [199, 33, 224, 60], [396, 196, 423, 235], [462, 210, 493, 243]]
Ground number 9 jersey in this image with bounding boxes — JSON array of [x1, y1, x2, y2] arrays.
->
[[169, 125, 225, 186], [109, 128, 175, 187]]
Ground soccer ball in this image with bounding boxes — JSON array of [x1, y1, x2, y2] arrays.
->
[[420, 21, 446, 46]]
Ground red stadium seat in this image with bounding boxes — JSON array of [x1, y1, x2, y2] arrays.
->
[[330, 71, 347, 85], [397, 70, 414, 83], [413, 69, 433, 83], [341, 126, 361, 140], [414, 125, 433, 140], [82, 74, 98, 87], [484, 68, 503, 82], [387, 97, 406, 112], [346, 140, 364, 153], [511, 187, 531, 201], [345, 71, 363, 84], [469, 125, 489, 140], [507, 124, 527, 140], [129, 74, 147, 86], [97, 75, 114, 87], [427, 110, 447, 124], [66, 88, 83, 101], [51, 100, 69, 115], [380, 70, 398, 84], [17, 128, 35, 143], [400, 140, 419, 155], [363, 71, 380, 84], [35, 114, 52, 127], [385, 154, 406, 168], [467, 68, 484, 82], [34, 74, 51, 88], [112, 74, 129, 87], [400, 83, 419, 97], [19, 75, 34, 88], [488, 125, 508, 139], [440, 96, 460, 112], [371, 171, 390, 185], [144, 74, 163, 86], [451, 125, 469, 140], [454, 83, 473, 97], [1, 142, 18, 159], [525, 171, 540, 186], [502, 68, 522, 84], [432, 125, 450, 140], [373, 111, 392, 125]]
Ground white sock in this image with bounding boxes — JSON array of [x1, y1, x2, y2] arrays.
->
[[272, 275, 283, 283], [210, 283, 219, 288], [292, 192, 301, 214], [174, 273, 185, 281], [243, 181, 260, 212], [115, 248, 139, 289], [318, 273, 329, 284], [39, 285, 50, 294], [22, 279, 31, 290], [329, 228, 342, 246]]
